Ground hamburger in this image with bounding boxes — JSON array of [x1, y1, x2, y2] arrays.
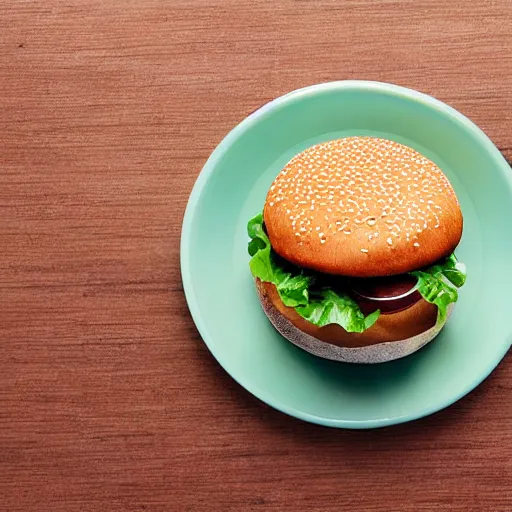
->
[[247, 137, 466, 364]]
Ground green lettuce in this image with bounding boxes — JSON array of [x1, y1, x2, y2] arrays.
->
[[296, 289, 380, 333], [410, 254, 466, 323], [247, 212, 466, 332]]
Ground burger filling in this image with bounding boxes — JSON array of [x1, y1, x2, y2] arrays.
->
[[248, 212, 466, 333]]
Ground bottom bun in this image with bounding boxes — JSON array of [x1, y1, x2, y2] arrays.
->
[[256, 279, 453, 364]]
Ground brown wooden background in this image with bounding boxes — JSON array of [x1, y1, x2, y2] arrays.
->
[[1, 1, 511, 511]]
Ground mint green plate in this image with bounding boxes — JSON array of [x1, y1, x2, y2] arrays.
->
[[181, 81, 512, 428]]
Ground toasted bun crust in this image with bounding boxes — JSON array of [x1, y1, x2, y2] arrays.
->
[[264, 137, 463, 277], [256, 280, 451, 363]]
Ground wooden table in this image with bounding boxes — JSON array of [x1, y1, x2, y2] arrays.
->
[[1, 1, 511, 510]]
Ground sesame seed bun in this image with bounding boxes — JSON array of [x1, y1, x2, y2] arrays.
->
[[264, 137, 463, 277], [256, 279, 452, 363]]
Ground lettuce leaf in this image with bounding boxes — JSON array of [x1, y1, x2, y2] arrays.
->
[[247, 212, 379, 330], [410, 254, 466, 323], [296, 289, 380, 333], [247, 213, 311, 307], [247, 212, 466, 332]]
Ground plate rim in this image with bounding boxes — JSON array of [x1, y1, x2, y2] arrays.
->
[[180, 80, 512, 428]]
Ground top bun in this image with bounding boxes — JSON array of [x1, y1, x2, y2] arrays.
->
[[264, 137, 463, 277]]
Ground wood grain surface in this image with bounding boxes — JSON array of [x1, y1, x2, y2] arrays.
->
[[1, 1, 511, 510]]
